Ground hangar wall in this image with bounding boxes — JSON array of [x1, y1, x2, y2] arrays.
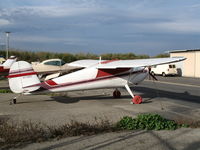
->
[[170, 50, 200, 78]]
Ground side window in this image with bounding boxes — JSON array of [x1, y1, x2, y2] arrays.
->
[[44, 61, 60, 66], [169, 65, 172, 68], [44, 61, 53, 65]]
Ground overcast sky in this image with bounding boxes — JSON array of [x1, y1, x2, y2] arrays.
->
[[0, 0, 200, 56]]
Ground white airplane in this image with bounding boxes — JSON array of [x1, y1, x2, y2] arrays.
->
[[7, 57, 185, 104], [0, 56, 17, 76]]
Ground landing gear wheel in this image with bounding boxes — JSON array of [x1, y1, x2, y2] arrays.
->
[[113, 90, 121, 98], [162, 72, 166, 77], [132, 95, 142, 104]]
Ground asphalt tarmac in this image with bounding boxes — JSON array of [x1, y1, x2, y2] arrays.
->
[[0, 76, 200, 150]]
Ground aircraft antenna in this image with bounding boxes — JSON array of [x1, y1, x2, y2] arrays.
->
[[99, 56, 102, 64]]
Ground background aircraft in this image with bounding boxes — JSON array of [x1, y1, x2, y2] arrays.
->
[[7, 57, 185, 104], [32, 58, 82, 80], [0, 56, 17, 76]]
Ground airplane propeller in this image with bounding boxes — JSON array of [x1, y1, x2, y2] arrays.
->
[[148, 67, 158, 81], [147, 67, 164, 110]]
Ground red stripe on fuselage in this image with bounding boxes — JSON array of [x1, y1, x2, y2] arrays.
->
[[101, 60, 119, 64], [96, 68, 130, 78], [7, 72, 37, 78]]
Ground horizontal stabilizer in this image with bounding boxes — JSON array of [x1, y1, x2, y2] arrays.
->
[[8, 61, 41, 93], [45, 72, 60, 80]]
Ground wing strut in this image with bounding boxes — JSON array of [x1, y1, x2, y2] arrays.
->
[[125, 84, 134, 98]]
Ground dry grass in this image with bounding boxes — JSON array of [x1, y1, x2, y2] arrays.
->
[[0, 118, 118, 149], [174, 118, 200, 128]]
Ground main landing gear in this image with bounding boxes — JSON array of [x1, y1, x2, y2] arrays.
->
[[113, 84, 142, 104], [112, 85, 143, 104], [125, 84, 143, 104], [113, 89, 121, 98]]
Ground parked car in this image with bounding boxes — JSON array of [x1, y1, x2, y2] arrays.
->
[[150, 64, 178, 77]]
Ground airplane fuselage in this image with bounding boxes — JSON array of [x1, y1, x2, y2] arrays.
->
[[38, 66, 148, 93]]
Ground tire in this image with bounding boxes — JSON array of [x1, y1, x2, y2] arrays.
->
[[113, 90, 121, 98], [162, 72, 166, 77], [132, 95, 143, 104], [13, 98, 16, 104]]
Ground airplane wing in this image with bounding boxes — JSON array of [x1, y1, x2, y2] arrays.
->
[[68, 59, 99, 68], [67, 57, 186, 69], [97, 57, 186, 69]]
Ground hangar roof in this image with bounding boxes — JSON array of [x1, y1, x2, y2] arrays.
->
[[169, 49, 200, 53]]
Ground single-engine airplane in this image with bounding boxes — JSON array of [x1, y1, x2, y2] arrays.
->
[[7, 57, 185, 104], [0, 56, 17, 76]]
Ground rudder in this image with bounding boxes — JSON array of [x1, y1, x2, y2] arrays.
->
[[8, 61, 41, 94]]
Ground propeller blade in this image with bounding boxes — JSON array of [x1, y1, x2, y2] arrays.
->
[[149, 72, 158, 81]]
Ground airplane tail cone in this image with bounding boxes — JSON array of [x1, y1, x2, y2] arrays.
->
[[8, 61, 41, 94]]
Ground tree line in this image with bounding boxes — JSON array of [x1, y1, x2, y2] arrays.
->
[[0, 49, 169, 63]]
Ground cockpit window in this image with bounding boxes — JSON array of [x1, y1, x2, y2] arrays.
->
[[60, 60, 66, 66]]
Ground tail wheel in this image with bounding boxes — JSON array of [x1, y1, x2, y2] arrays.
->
[[132, 95, 142, 104], [113, 90, 121, 98], [13, 98, 17, 104]]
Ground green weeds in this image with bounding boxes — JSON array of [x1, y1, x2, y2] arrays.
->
[[116, 114, 189, 130], [0, 89, 11, 93]]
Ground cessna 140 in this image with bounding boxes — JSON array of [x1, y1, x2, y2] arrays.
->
[[7, 57, 185, 104], [0, 56, 17, 76]]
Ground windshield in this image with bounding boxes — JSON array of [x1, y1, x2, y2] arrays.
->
[[169, 65, 176, 68]]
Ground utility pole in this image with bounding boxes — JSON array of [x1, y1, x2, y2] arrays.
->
[[5, 31, 11, 59]]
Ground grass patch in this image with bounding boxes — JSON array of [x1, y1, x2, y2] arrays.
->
[[0, 77, 6, 80], [116, 114, 189, 130], [0, 89, 12, 93], [0, 113, 193, 149]]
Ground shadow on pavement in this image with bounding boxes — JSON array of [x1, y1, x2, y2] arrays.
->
[[133, 86, 200, 104]]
